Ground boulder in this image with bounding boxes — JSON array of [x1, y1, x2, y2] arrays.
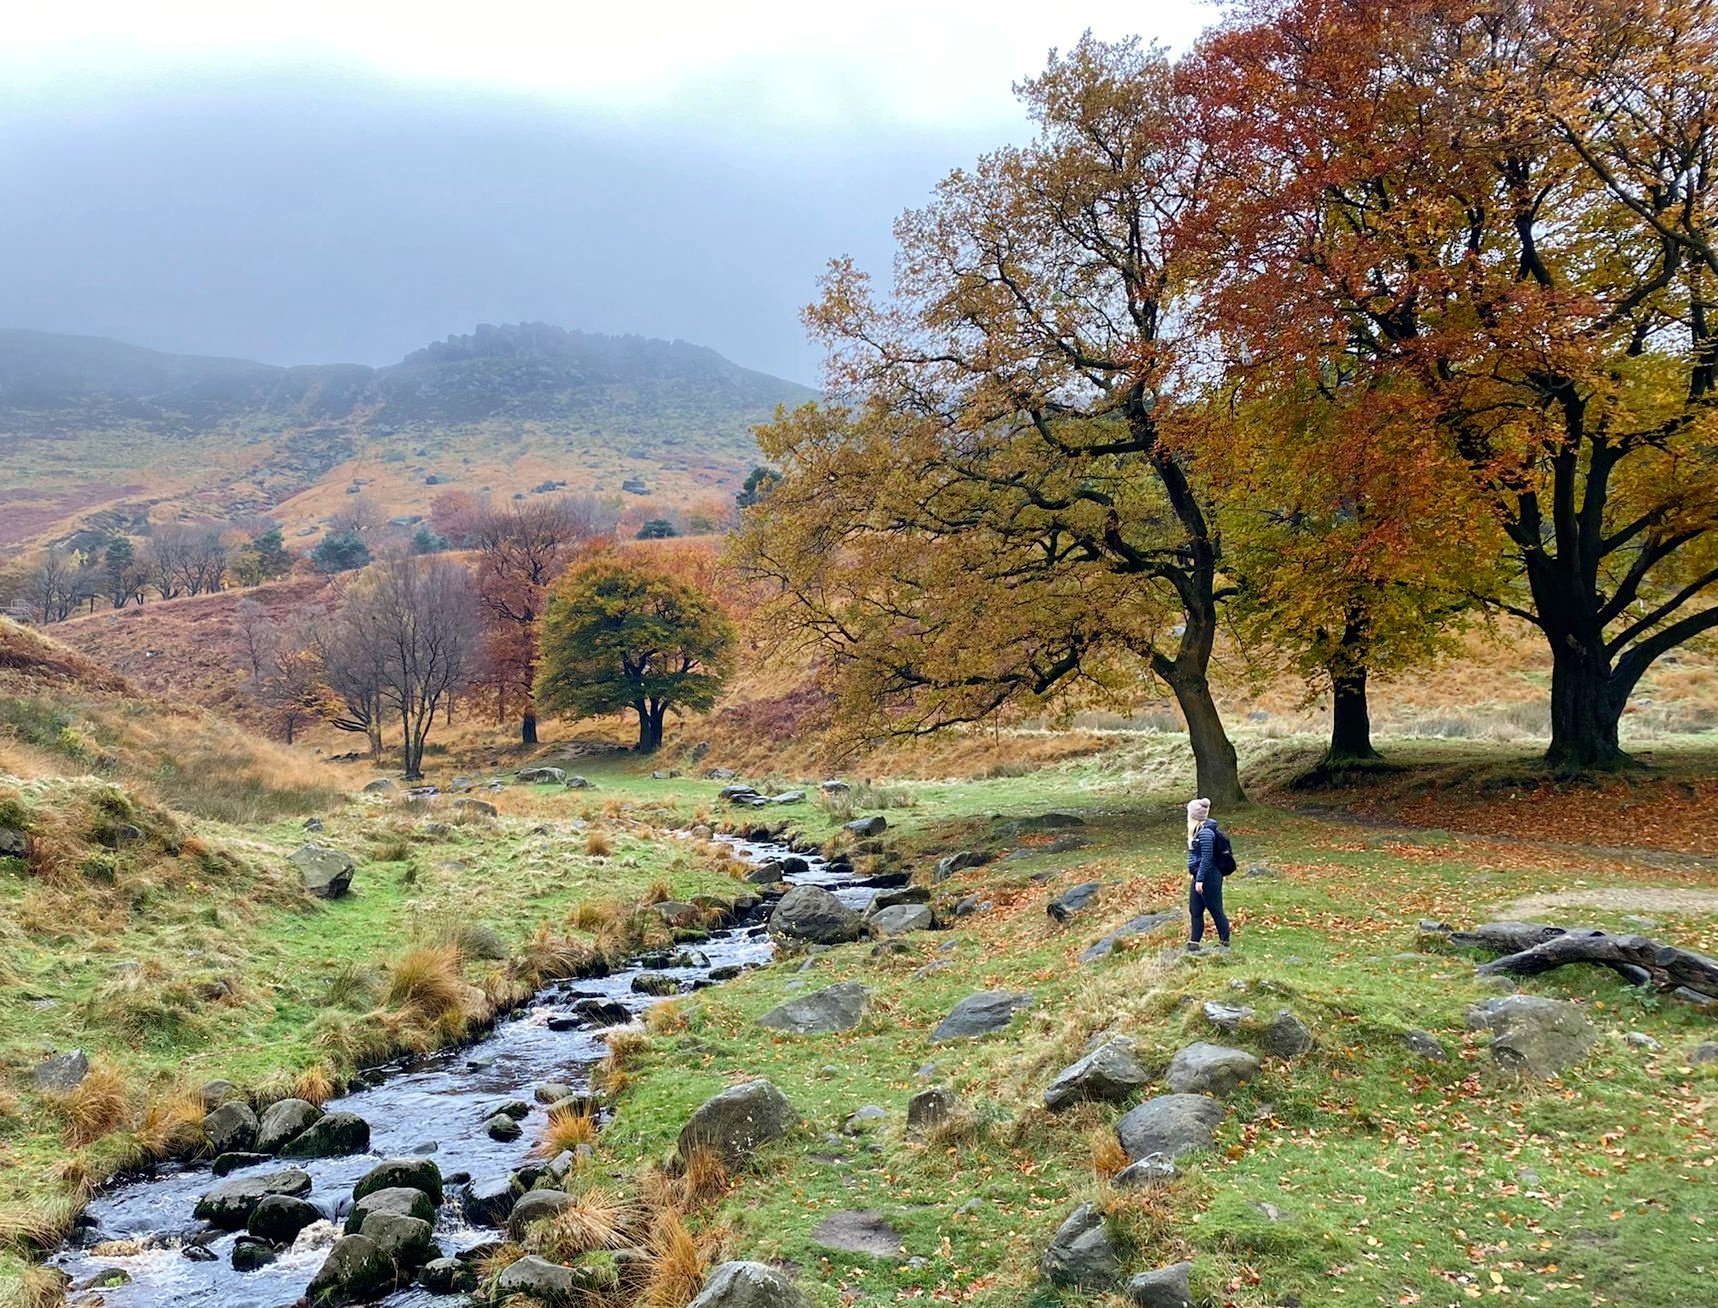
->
[[30, 1050, 89, 1092], [248, 1193, 323, 1244], [1044, 1037, 1149, 1110], [1164, 1043, 1260, 1097], [289, 845, 357, 899], [933, 850, 990, 882], [867, 885, 931, 912], [496, 1254, 613, 1300], [845, 816, 887, 837], [453, 799, 499, 818], [678, 1079, 798, 1167], [1127, 1261, 1194, 1308], [868, 903, 933, 937], [996, 812, 1085, 838], [757, 982, 869, 1035], [687, 1261, 811, 1308], [1116, 1094, 1225, 1161], [202, 1100, 258, 1154], [345, 1186, 435, 1234], [461, 1174, 519, 1227], [652, 901, 702, 928], [1262, 1010, 1314, 1058], [932, 990, 1033, 1042], [1467, 995, 1598, 1078], [633, 973, 682, 997], [1691, 1041, 1718, 1065], [231, 1236, 277, 1273], [571, 998, 632, 1025], [279, 1110, 370, 1158], [193, 1168, 313, 1230], [359, 1211, 438, 1268], [1078, 910, 1180, 964], [1039, 1202, 1120, 1291], [507, 1188, 574, 1240], [485, 1113, 523, 1142], [418, 1257, 476, 1293], [354, 1157, 443, 1206], [768, 885, 865, 945], [1402, 1028, 1449, 1061], [213, 1151, 271, 1176], [1047, 883, 1102, 923], [517, 767, 567, 784], [362, 780, 395, 794], [305, 1234, 395, 1306], [811, 1210, 903, 1257], [0, 827, 28, 860]]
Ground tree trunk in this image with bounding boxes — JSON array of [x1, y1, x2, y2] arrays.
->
[[1327, 664, 1381, 763], [1545, 639, 1628, 772], [521, 711, 538, 746], [1163, 666, 1244, 806], [635, 700, 666, 752]]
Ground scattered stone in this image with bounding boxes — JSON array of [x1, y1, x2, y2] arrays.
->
[[306, 1234, 395, 1306], [1044, 1037, 1149, 1111], [198, 1079, 240, 1109], [359, 1210, 438, 1268], [213, 1151, 270, 1176], [31, 1050, 90, 1092], [867, 885, 931, 912], [768, 885, 866, 944], [517, 767, 566, 784], [932, 990, 1033, 1042], [687, 1261, 811, 1308], [1078, 911, 1180, 964], [279, 1110, 369, 1158], [231, 1236, 277, 1273], [633, 973, 682, 997], [354, 1158, 443, 1206], [495, 1255, 586, 1300], [758, 982, 869, 1035], [1690, 1042, 1718, 1065], [1467, 995, 1598, 1078], [1165, 1043, 1260, 1096], [997, 811, 1086, 837], [200, 1100, 258, 1155], [289, 844, 357, 898], [1116, 1094, 1226, 1161], [1114, 1154, 1178, 1188], [571, 998, 632, 1025], [362, 779, 395, 794], [933, 850, 990, 882], [565, 776, 594, 790], [652, 901, 702, 928], [248, 1194, 322, 1244], [678, 1079, 798, 1167], [193, 1168, 313, 1230], [1047, 883, 1101, 923], [868, 903, 934, 937], [906, 1086, 961, 1130], [842, 1106, 888, 1134], [484, 1114, 523, 1142], [453, 798, 499, 818], [1201, 1001, 1255, 1031], [845, 816, 887, 837], [1402, 1029, 1448, 1061], [1127, 1261, 1194, 1308], [460, 1174, 518, 1227], [1262, 1010, 1314, 1058], [302, 816, 325, 832], [1039, 1202, 1120, 1291], [0, 827, 28, 860], [419, 1257, 476, 1293], [813, 1210, 903, 1257]]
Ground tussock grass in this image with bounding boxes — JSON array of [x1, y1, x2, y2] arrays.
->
[[641, 878, 673, 905], [585, 829, 615, 858], [529, 1186, 634, 1262], [538, 1106, 600, 1156], [50, 1067, 130, 1149], [382, 945, 465, 1022], [639, 1209, 713, 1308]]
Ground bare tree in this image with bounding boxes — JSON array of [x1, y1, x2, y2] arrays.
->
[[336, 553, 480, 778], [328, 494, 383, 537], [232, 598, 278, 679], [308, 603, 389, 762], [17, 548, 97, 623], [142, 524, 191, 601]]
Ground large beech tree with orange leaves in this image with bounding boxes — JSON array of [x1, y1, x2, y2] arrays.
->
[[1200, 0, 1718, 770], [743, 39, 1251, 803]]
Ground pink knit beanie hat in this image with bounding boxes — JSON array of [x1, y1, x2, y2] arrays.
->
[[1187, 798, 1211, 822]]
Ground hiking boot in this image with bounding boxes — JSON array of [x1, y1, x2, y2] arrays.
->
[[1185, 941, 1202, 953]]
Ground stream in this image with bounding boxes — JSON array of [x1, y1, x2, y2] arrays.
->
[[51, 831, 877, 1307]]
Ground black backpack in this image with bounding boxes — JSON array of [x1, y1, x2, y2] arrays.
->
[[1211, 825, 1237, 876]]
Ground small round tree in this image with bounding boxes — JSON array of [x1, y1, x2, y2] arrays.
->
[[535, 556, 733, 752]]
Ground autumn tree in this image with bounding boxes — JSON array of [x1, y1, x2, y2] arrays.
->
[[472, 498, 601, 744], [1201, 0, 1718, 771], [535, 556, 734, 752], [336, 553, 480, 778], [16, 548, 96, 624], [742, 37, 1248, 801]]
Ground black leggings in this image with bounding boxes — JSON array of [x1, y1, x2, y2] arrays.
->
[[1189, 875, 1230, 944]]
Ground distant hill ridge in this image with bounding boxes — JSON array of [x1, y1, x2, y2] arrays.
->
[[0, 323, 811, 430]]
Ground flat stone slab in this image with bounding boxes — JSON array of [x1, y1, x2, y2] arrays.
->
[[932, 990, 1033, 1042], [1164, 1042, 1259, 1097], [811, 1210, 903, 1258], [757, 982, 869, 1035], [1079, 911, 1180, 963]]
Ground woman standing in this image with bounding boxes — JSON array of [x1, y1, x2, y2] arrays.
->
[[1186, 797, 1231, 951]]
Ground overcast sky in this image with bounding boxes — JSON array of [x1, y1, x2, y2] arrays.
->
[[0, 1, 1219, 383]]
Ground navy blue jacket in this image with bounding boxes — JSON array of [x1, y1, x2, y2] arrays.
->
[[1187, 821, 1221, 880]]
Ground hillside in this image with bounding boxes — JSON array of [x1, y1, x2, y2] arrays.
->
[[0, 324, 816, 553]]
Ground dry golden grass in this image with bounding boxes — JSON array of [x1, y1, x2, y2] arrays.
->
[[0, 1191, 85, 1256], [584, 829, 615, 858], [675, 1147, 731, 1211], [1088, 1127, 1129, 1180], [18, 1260, 70, 1308], [640, 878, 672, 905], [639, 1209, 712, 1308], [51, 1066, 130, 1149], [383, 945, 465, 1022], [292, 1064, 337, 1106], [644, 1001, 687, 1035], [513, 927, 597, 990], [594, 1028, 651, 1094], [133, 1089, 207, 1159], [537, 1105, 600, 1156], [529, 1186, 635, 1262], [571, 900, 623, 933], [473, 1239, 526, 1283]]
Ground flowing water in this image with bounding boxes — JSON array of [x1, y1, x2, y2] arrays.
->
[[52, 832, 876, 1306]]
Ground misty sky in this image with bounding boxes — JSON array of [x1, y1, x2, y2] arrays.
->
[[1, 2, 1217, 384]]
